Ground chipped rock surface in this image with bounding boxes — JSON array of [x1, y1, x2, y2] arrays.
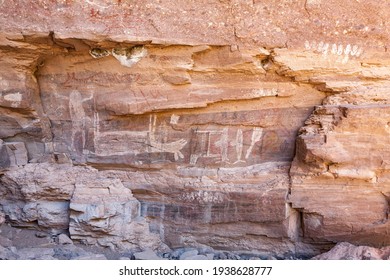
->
[[312, 242, 390, 260], [1, 1, 390, 259], [0, 163, 166, 251]]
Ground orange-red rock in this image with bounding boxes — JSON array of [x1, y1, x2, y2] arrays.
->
[[1, 0, 390, 258]]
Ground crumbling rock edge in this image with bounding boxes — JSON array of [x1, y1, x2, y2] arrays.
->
[[1, 25, 390, 259], [1, 221, 388, 260]]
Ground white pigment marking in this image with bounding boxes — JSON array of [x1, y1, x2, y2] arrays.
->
[[85, 0, 112, 9], [112, 47, 147, 68], [4, 92, 22, 102], [170, 114, 180, 125]]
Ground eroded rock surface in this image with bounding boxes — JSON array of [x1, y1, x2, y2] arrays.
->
[[0, 163, 165, 251], [285, 52, 390, 247], [70, 176, 165, 251], [290, 104, 390, 246], [313, 242, 390, 260], [1, 0, 390, 258]]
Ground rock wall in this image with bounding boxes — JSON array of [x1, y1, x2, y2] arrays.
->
[[1, 0, 390, 257]]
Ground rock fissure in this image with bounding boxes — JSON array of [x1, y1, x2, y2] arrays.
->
[[2, 1, 390, 259]]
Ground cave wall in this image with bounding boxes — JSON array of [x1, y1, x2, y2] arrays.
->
[[0, 0, 390, 257]]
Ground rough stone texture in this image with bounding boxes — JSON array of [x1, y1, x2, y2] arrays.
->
[[313, 242, 390, 260], [284, 51, 390, 246], [0, 163, 165, 250], [58, 234, 73, 245], [290, 104, 390, 246], [0, 245, 17, 260], [0, 140, 28, 168], [133, 249, 163, 260], [69, 176, 165, 251], [0, 223, 123, 260], [179, 249, 199, 260], [0, 211, 4, 226], [0, 163, 91, 232], [1, 0, 390, 258]]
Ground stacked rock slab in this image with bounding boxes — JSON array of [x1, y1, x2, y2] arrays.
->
[[290, 103, 390, 246], [69, 177, 164, 251], [0, 163, 165, 251], [1, 1, 390, 257], [274, 47, 390, 247]]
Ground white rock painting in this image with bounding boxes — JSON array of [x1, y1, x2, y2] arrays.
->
[[304, 40, 363, 64]]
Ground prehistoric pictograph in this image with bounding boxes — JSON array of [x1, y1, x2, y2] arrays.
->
[[93, 112, 265, 166], [304, 40, 363, 64], [189, 126, 263, 165], [93, 114, 187, 161]]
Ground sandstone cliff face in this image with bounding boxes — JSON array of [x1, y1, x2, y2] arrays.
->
[[1, 0, 390, 258]]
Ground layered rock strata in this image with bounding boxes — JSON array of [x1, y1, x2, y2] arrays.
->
[[1, 0, 390, 258], [0, 163, 165, 251], [279, 50, 390, 247]]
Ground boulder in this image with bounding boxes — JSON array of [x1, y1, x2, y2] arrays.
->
[[313, 243, 390, 260], [0, 245, 17, 260], [179, 249, 199, 260], [133, 249, 163, 260], [69, 177, 165, 251], [58, 234, 73, 245]]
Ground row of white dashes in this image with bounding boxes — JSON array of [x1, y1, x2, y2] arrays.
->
[[304, 41, 363, 57]]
